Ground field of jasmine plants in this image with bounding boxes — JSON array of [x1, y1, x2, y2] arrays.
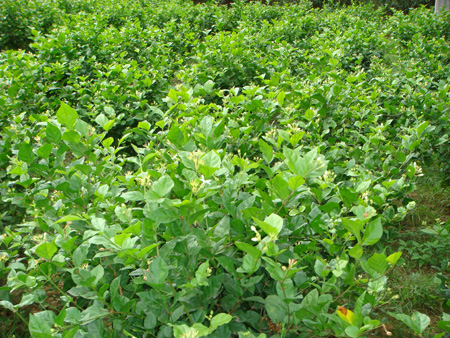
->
[[1, 0, 450, 337]]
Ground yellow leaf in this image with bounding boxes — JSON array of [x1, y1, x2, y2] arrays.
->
[[337, 306, 357, 325]]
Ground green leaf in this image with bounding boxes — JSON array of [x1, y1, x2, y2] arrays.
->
[[167, 123, 185, 147], [152, 175, 174, 198], [148, 208, 178, 223], [283, 147, 327, 178], [235, 242, 261, 260], [345, 326, 359, 338], [388, 312, 430, 335], [29, 312, 53, 338], [57, 102, 78, 130], [36, 242, 57, 260], [277, 91, 286, 106], [259, 139, 273, 164], [349, 243, 363, 260], [147, 257, 168, 285], [386, 252, 402, 265], [416, 121, 429, 138], [46, 122, 62, 144], [406, 164, 415, 178], [210, 313, 233, 332], [216, 255, 236, 277], [252, 214, 283, 240], [263, 257, 286, 281], [95, 114, 108, 128], [367, 253, 388, 275], [80, 305, 109, 324], [144, 312, 157, 329], [18, 143, 35, 163], [0, 300, 15, 311], [199, 151, 221, 178], [347, 75, 358, 83], [314, 258, 329, 278], [62, 326, 79, 338], [55, 215, 84, 223], [37, 144, 53, 159], [265, 295, 287, 323], [272, 175, 290, 200], [121, 191, 144, 202], [288, 176, 305, 191], [342, 218, 363, 243], [73, 244, 89, 267], [362, 218, 383, 246], [62, 130, 81, 143]]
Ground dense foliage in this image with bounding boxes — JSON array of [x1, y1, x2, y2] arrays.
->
[[1, 0, 450, 337]]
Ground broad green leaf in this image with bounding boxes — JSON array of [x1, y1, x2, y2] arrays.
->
[[263, 257, 285, 281], [406, 164, 415, 178], [235, 242, 261, 260], [148, 208, 178, 223], [36, 242, 57, 260], [95, 114, 108, 128], [199, 151, 221, 178], [147, 257, 168, 285], [240, 254, 261, 274], [29, 312, 53, 338], [314, 258, 329, 278], [46, 122, 62, 144], [62, 130, 81, 143], [283, 147, 327, 179], [167, 124, 185, 147], [362, 218, 383, 246], [277, 90, 286, 106], [288, 176, 305, 191], [115, 205, 132, 223], [348, 243, 363, 260], [55, 215, 84, 223], [259, 139, 273, 164], [0, 300, 15, 311], [114, 233, 132, 247], [80, 305, 109, 324], [73, 244, 89, 267], [18, 143, 35, 163], [265, 295, 287, 323], [289, 131, 305, 146], [121, 191, 144, 202], [62, 326, 79, 338], [253, 217, 278, 239], [344, 326, 359, 338], [388, 312, 430, 335], [272, 175, 290, 200], [216, 255, 236, 277], [347, 75, 358, 83], [416, 121, 429, 138], [57, 102, 78, 130], [144, 312, 157, 329], [37, 144, 53, 159], [367, 253, 388, 274], [152, 175, 174, 198], [210, 313, 233, 332], [342, 218, 363, 243], [386, 252, 402, 265]]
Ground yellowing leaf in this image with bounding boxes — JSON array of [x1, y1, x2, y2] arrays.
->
[[337, 306, 357, 325]]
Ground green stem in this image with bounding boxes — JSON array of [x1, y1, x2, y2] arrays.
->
[[39, 266, 84, 311], [167, 277, 194, 325], [14, 310, 29, 326]]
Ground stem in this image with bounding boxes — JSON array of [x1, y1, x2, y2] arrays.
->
[[39, 266, 84, 311], [167, 277, 194, 325], [277, 191, 295, 214], [14, 310, 29, 326]]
